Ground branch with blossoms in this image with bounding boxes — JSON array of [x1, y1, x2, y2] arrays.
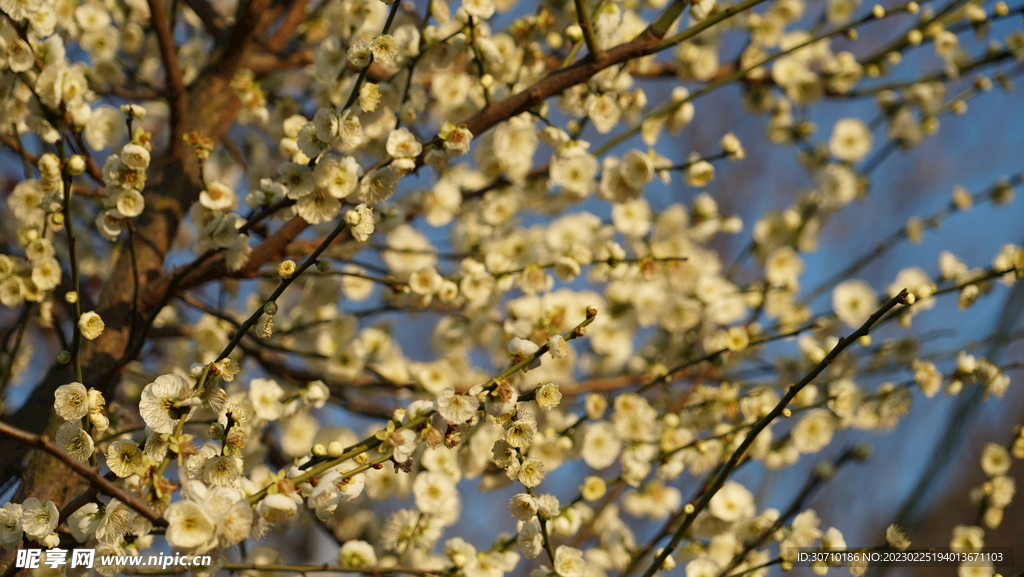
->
[[730, 90, 1024, 331], [250, 308, 598, 502], [712, 446, 864, 576], [801, 172, 1024, 305], [496, 351, 1017, 577], [637, 319, 821, 394], [0, 420, 165, 526], [640, 289, 910, 577], [593, 1, 923, 156]]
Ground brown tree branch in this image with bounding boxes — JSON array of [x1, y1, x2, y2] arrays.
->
[[182, 0, 228, 43], [0, 420, 166, 526], [444, 0, 773, 158], [212, 0, 277, 79], [147, 0, 188, 158], [132, 214, 310, 319], [264, 0, 312, 52], [247, 48, 314, 76], [460, 25, 672, 143]]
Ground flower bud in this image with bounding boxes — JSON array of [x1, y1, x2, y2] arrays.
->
[[209, 422, 226, 440], [120, 103, 147, 119], [278, 260, 297, 279], [853, 443, 872, 460], [580, 476, 606, 501], [67, 155, 86, 175], [328, 441, 344, 457]]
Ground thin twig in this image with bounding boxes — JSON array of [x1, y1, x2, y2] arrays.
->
[[639, 290, 909, 577], [573, 0, 602, 60], [59, 143, 84, 384]]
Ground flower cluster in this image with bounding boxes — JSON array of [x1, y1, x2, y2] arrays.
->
[[95, 125, 153, 240]]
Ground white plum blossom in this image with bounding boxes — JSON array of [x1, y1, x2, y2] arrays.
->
[[21, 498, 58, 541], [249, 378, 285, 421], [55, 421, 94, 462], [120, 143, 151, 170], [200, 180, 237, 211], [829, 118, 873, 162], [792, 409, 836, 453], [435, 388, 480, 424], [386, 428, 418, 463], [581, 421, 621, 469], [552, 545, 586, 577], [54, 382, 90, 421], [259, 493, 299, 523], [708, 481, 756, 522], [164, 500, 215, 549], [550, 146, 598, 198], [0, 503, 23, 550], [685, 557, 721, 577], [346, 204, 376, 241], [280, 162, 315, 198], [386, 128, 422, 159], [832, 279, 878, 328], [79, 311, 105, 340], [106, 440, 142, 477], [413, 471, 458, 514], [462, 0, 495, 19], [339, 540, 377, 567], [508, 337, 539, 358], [139, 374, 196, 433], [440, 121, 473, 156], [315, 154, 363, 199], [309, 468, 366, 519]]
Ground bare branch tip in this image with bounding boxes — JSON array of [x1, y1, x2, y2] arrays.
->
[[895, 288, 911, 305]]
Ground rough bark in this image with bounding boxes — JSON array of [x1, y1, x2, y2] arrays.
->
[[0, 0, 279, 571]]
